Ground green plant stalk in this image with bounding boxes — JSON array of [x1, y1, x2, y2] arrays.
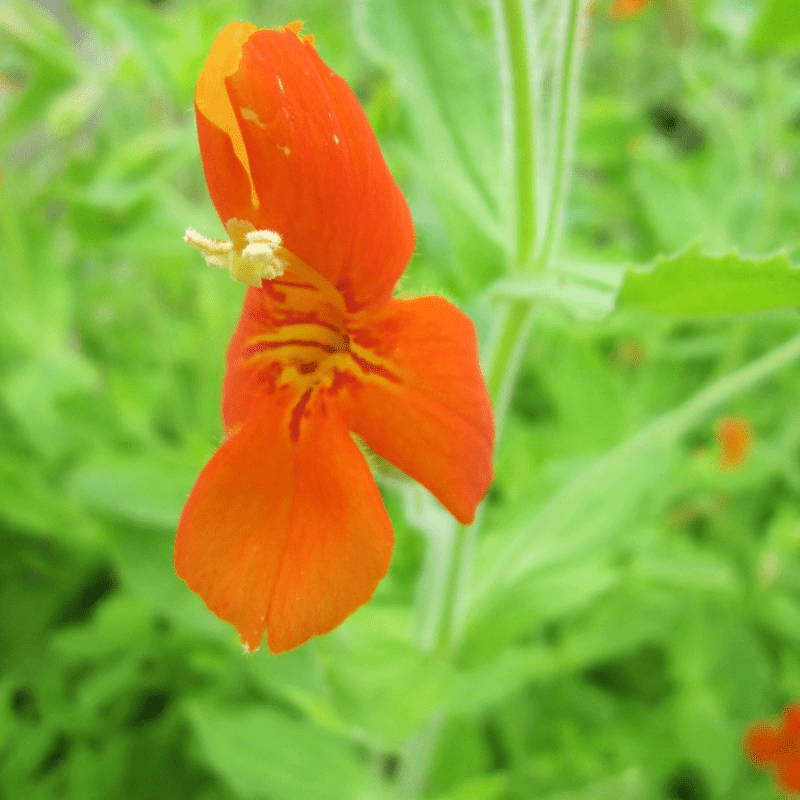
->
[[0, 176, 32, 294], [440, 298, 536, 648], [755, 59, 781, 251], [442, 0, 588, 652], [420, 0, 547, 660], [496, 0, 537, 271], [399, 2, 587, 796], [535, 0, 585, 269]]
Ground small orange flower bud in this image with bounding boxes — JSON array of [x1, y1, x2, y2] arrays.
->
[[715, 415, 751, 470], [610, 0, 652, 19]]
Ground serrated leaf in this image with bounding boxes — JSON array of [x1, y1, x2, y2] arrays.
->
[[618, 240, 800, 316]]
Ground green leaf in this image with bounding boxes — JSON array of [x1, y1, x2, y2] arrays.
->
[[446, 647, 557, 714], [71, 452, 198, 529], [0, 0, 79, 75], [749, 0, 800, 53], [2, 346, 100, 459], [0, 453, 79, 538], [534, 322, 627, 452], [466, 438, 679, 662], [52, 592, 153, 661], [672, 688, 739, 797], [357, 0, 505, 256], [539, 770, 644, 800], [187, 701, 371, 800], [429, 772, 509, 800], [318, 605, 456, 747], [489, 270, 621, 321], [631, 148, 719, 253], [618, 240, 800, 316]]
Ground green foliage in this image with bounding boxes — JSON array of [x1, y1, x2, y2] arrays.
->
[[749, 0, 800, 52], [619, 240, 800, 316], [188, 701, 373, 799], [3, 1, 800, 799]]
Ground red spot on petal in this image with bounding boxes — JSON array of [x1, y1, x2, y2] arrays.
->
[[289, 388, 313, 442], [349, 351, 400, 383]]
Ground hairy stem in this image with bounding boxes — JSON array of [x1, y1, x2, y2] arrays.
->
[[401, 1, 587, 797], [535, 0, 586, 268], [496, 0, 538, 270]]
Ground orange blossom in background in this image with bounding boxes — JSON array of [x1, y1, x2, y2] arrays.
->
[[716, 415, 752, 470], [611, 0, 652, 18], [745, 703, 800, 794]]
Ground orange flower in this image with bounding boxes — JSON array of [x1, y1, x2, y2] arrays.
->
[[715, 415, 751, 470], [175, 22, 495, 654], [744, 704, 800, 794], [610, 0, 652, 18]]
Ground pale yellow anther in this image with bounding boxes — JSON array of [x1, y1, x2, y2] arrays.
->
[[183, 221, 286, 287]]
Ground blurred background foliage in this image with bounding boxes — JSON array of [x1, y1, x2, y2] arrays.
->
[[2, 0, 800, 798]]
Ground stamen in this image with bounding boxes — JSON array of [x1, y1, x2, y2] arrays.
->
[[184, 228, 233, 257], [183, 223, 286, 287]]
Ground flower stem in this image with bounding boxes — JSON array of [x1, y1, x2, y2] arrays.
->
[[401, 1, 587, 796], [535, 0, 586, 269], [422, 0, 547, 658], [495, 0, 538, 270]]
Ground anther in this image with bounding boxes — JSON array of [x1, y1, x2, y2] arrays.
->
[[184, 223, 286, 287]]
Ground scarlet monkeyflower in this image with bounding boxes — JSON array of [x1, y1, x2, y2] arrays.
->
[[610, 0, 652, 18], [744, 704, 800, 794], [176, 22, 495, 654], [715, 415, 751, 470]]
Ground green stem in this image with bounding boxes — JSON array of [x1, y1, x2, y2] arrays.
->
[[395, 714, 444, 800], [436, 0, 587, 650], [755, 59, 780, 251], [658, 328, 800, 439], [535, 0, 585, 269], [485, 299, 537, 447], [414, 0, 587, 705], [400, 2, 586, 797], [0, 174, 32, 294], [496, 0, 537, 269]]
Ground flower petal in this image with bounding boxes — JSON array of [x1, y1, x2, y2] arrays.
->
[[222, 274, 348, 435], [744, 723, 781, 765], [195, 22, 260, 224], [336, 296, 494, 524], [784, 704, 800, 736], [175, 388, 393, 654], [197, 23, 415, 310], [777, 756, 800, 794]]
